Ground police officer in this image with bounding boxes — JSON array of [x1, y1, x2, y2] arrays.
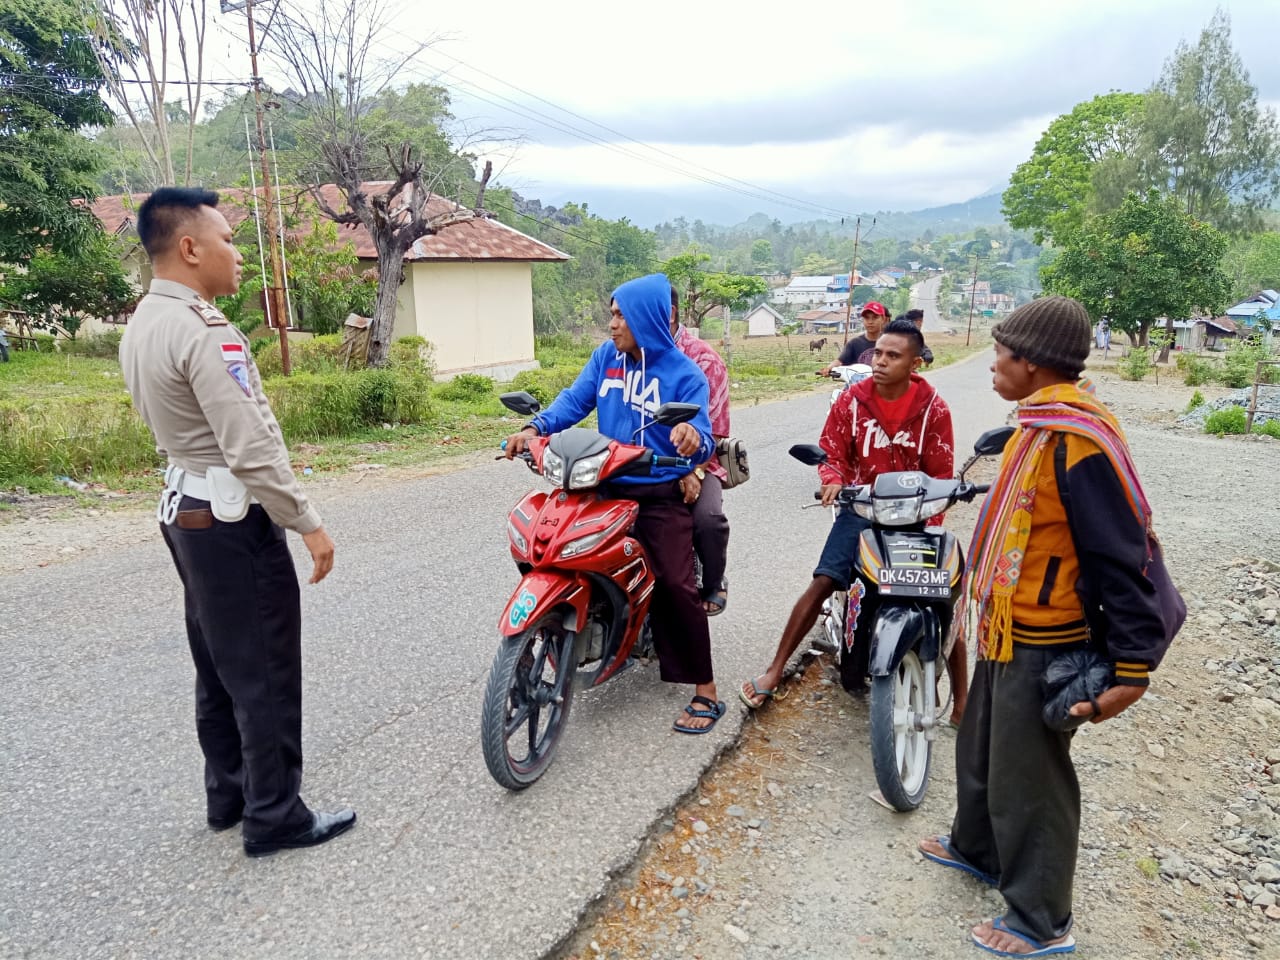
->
[[120, 187, 355, 857]]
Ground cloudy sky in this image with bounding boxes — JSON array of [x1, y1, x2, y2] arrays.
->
[[210, 0, 1280, 225]]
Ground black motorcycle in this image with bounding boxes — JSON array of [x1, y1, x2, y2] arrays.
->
[[790, 426, 1013, 811]]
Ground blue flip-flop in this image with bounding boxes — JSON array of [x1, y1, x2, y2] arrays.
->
[[673, 696, 726, 735], [919, 835, 998, 886], [972, 917, 1075, 957]]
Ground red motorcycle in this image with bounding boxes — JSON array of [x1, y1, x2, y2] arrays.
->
[[480, 390, 699, 790]]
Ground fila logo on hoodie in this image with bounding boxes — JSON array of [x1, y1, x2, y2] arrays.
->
[[599, 365, 662, 416], [860, 419, 918, 459]]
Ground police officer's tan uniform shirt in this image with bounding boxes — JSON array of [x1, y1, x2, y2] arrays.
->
[[120, 278, 321, 534]]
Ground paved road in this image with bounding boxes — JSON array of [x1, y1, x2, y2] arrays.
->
[[1, 351, 1005, 960], [909, 273, 948, 332]]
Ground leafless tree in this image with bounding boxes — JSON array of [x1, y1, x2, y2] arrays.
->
[[82, 0, 208, 187], [258, 0, 493, 367]]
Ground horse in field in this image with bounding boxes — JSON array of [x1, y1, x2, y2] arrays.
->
[[808, 337, 828, 352]]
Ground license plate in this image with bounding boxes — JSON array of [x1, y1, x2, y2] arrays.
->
[[877, 567, 951, 598]]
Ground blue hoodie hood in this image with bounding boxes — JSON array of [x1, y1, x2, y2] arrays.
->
[[612, 273, 677, 357], [527, 273, 715, 485]]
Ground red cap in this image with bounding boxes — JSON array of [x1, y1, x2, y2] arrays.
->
[[860, 301, 888, 317]]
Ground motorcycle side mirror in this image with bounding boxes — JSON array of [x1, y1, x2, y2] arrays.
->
[[499, 391, 541, 416], [973, 426, 1015, 457], [789, 443, 828, 466], [651, 402, 700, 426]]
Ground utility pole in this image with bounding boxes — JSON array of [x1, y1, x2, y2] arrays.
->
[[964, 254, 980, 347], [839, 218, 870, 345], [243, 0, 292, 375]]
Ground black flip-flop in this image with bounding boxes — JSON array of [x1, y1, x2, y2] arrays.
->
[[673, 695, 726, 735]]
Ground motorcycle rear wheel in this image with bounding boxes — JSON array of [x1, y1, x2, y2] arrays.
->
[[869, 649, 932, 811], [480, 612, 575, 791]]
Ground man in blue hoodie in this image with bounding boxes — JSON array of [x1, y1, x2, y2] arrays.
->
[[503, 273, 725, 734]]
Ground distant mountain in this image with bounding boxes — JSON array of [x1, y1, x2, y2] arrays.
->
[[520, 182, 1009, 236]]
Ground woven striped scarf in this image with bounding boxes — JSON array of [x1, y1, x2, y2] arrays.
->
[[968, 379, 1152, 662]]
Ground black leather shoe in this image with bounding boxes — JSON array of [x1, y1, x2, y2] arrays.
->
[[243, 809, 357, 858], [207, 810, 244, 832]]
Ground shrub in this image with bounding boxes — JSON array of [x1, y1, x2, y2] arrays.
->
[[254, 333, 347, 378], [249, 336, 275, 357], [1203, 406, 1247, 435], [64, 329, 123, 359], [1117, 346, 1153, 381], [1219, 339, 1276, 389], [534, 332, 594, 369], [436, 372, 494, 402], [1184, 390, 1205, 413], [1178, 356, 1214, 386], [509, 366, 580, 407], [1253, 419, 1280, 439], [387, 335, 435, 376], [262, 367, 433, 440]]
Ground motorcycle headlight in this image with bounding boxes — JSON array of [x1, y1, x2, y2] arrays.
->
[[568, 450, 610, 490], [560, 529, 606, 558], [918, 498, 949, 522], [507, 518, 528, 556], [872, 494, 924, 525], [542, 449, 564, 485]]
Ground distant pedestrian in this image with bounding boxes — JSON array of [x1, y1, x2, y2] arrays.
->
[[120, 187, 356, 857], [902, 309, 934, 365]]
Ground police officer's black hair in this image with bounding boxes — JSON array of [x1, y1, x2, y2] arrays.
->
[[137, 187, 222, 258], [881, 317, 926, 357]]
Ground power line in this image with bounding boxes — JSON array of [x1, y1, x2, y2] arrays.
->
[[426, 50, 861, 222]]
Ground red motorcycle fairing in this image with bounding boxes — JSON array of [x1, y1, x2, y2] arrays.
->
[[499, 569, 590, 638]]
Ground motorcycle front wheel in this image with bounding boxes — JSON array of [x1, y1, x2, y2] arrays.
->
[[480, 612, 576, 791], [869, 649, 932, 811]]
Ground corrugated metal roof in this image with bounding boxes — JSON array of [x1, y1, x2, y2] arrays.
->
[[91, 184, 569, 264]]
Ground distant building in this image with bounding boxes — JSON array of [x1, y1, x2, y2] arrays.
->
[[743, 303, 785, 337]]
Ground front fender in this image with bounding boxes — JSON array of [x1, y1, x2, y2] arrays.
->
[[867, 604, 941, 676], [499, 570, 591, 637]]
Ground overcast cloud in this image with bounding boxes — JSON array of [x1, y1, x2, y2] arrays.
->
[[227, 0, 1280, 224]]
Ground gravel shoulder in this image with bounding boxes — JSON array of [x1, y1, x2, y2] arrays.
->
[[554, 366, 1280, 960]]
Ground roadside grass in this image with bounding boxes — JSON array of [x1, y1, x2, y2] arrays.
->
[[0, 330, 987, 500]]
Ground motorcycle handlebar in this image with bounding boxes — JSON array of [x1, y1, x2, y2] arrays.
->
[[653, 455, 692, 468]]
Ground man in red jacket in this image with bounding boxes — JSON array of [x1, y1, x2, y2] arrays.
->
[[740, 318, 961, 715]]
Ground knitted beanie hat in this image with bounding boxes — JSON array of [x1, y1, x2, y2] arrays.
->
[[991, 295, 1092, 377]]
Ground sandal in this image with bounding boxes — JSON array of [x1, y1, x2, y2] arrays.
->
[[672, 695, 726, 735], [972, 917, 1075, 957], [738, 676, 776, 711], [917, 835, 998, 886], [702, 581, 728, 617]]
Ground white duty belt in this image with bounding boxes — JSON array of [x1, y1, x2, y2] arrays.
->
[[157, 464, 256, 525]]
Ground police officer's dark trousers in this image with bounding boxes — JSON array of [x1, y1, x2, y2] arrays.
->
[[160, 497, 311, 840]]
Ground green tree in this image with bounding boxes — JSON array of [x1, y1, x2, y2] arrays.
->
[[1002, 92, 1145, 246], [1136, 8, 1280, 234], [0, 233, 136, 334], [1221, 232, 1280, 300], [750, 238, 774, 273], [663, 250, 768, 329], [0, 0, 114, 260], [1043, 191, 1230, 351]]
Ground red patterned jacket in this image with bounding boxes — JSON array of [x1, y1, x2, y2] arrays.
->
[[674, 324, 730, 481], [817, 373, 954, 523]]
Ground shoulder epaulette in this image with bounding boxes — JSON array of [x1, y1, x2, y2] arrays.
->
[[190, 301, 228, 326]]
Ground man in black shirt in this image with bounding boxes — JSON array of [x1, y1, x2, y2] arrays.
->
[[819, 300, 888, 375]]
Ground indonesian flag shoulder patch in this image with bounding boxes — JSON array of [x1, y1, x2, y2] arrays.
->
[[220, 341, 246, 364]]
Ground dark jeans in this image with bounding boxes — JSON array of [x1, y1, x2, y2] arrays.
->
[[692, 472, 730, 597], [160, 498, 312, 840], [610, 481, 714, 686], [950, 647, 1080, 943]]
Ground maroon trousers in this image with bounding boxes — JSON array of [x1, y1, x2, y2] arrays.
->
[[613, 480, 714, 685]]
